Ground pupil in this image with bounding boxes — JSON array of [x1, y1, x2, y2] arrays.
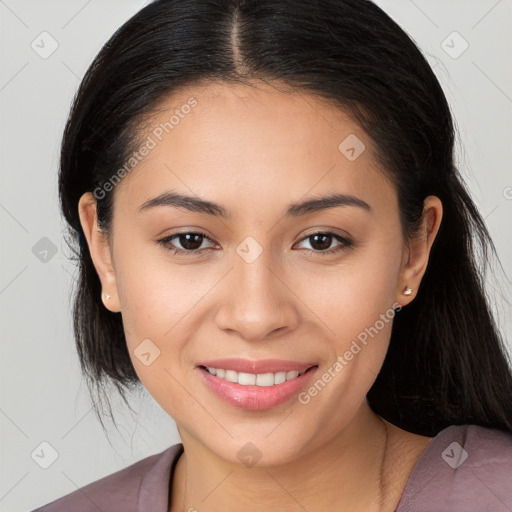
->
[[311, 234, 331, 251], [180, 233, 203, 250]]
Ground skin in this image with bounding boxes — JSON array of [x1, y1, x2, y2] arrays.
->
[[78, 81, 443, 511]]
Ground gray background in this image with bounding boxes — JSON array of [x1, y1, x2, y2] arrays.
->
[[1, 1, 511, 510]]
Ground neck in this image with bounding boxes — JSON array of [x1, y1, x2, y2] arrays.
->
[[170, 403, 400, 512]]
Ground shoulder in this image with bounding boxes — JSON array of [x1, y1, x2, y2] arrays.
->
[[396, 424, 512, 512], [29, 443, 183, 512]]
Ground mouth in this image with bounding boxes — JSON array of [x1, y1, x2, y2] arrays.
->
[[195, 359, 319, 410]]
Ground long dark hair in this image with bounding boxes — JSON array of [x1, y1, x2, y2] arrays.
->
[[58, 0, 512, 437]]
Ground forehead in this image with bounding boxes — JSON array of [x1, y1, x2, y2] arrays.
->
[[113, 80, 396, 220]]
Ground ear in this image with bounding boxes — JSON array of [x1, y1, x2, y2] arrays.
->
[[395, 195, 443, 307], [78, 192, 121, 313]]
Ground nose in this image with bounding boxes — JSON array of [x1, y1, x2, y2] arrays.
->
[[214, 250, 300, 342]]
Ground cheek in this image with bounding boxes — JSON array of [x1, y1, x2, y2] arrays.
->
[[290, 238, 401, 344], [114, 258, 194, 413], [113, 237, 209, 340], [289, 240, 400, 409], [295, 277, 397, 440]]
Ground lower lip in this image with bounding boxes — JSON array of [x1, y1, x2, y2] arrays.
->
[[196, 366, 319, 411]]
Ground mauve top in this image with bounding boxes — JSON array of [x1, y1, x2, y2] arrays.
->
[[30, 424, 512, 512]]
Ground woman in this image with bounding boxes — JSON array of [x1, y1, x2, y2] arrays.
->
[[31, 0, 512, 510]]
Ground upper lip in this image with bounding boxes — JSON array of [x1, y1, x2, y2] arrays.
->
[[198, 358, 317, 374]]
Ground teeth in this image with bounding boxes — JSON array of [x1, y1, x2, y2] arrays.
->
[[205, 367, 306, 386]]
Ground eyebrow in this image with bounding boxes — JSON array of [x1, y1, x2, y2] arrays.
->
[[138, 191, 372, 217]]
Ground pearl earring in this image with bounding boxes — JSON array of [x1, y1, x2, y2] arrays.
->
[[105, 294, 111, 300], [403, 287, 413, 296]]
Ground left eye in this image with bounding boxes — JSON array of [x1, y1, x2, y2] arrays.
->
[[294, 232, 353, 255], [157, 231, 353, 256]]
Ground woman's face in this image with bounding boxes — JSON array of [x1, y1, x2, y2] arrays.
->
[[80, 81, 438, 465]]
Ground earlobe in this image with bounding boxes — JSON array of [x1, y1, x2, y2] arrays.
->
[[77, 192, 121, 313], [395, 196, 443, 306]]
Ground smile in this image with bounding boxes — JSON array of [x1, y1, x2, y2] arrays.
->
[[196, 363, 319, 410], [203, 366, 308, 386]]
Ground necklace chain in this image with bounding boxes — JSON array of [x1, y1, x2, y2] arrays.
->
[[378, 417, 390, 512], [181, 453, 187, 512]]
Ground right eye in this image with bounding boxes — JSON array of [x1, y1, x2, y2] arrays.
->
[[156, 231, 218, 255]]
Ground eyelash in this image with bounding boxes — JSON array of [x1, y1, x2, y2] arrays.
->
[[156, 231, 354, 257]]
